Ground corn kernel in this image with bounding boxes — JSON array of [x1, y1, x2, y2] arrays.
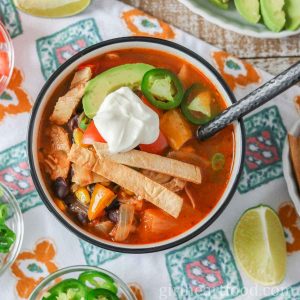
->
[[75, 187, 91, 205]]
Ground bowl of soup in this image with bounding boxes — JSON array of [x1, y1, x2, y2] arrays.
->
[[28, 37, 245, 253]]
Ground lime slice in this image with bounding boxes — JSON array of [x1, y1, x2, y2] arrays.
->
[[13, 0, 91, 18], [233, 205, 286, 286]]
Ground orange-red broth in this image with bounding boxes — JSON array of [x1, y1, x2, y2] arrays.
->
[[38, 48, 235, 244]]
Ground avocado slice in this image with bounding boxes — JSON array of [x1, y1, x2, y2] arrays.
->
[[188, 91, 212, 117], [83, 63, 154, 118], [209, 0, 229, 10], [285, 0, 300, 30], [260, 0, 286, 32], [149, 77, 176, 102], [234, 0, 260, 24]]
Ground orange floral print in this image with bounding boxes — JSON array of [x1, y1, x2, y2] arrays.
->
[[0, 67, 32, 121], [294, 95, 300, 113], [211, 51, 261, 91], [278, 201, 300, 254], [129, 283, 144, 300], [122, 9, 175, 39], [120, 283, 144, 300], [11, 239, 59, 299]]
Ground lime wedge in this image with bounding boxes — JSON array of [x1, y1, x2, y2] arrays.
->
[[13, 0, 91, 18], [233, 205, 286, 286]]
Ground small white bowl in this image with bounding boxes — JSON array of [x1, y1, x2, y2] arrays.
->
[[283, 120, 300, 215]]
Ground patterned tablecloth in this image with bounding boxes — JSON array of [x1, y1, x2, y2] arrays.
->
[[0, 0, 300, 299]]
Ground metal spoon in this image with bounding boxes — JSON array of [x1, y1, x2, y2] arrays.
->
[[197, 61, 300, 140]]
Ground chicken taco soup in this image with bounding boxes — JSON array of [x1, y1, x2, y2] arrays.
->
[[34, 43, 241, 248]]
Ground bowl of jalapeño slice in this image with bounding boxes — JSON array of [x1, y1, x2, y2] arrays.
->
[[29, 265, 137, 300]]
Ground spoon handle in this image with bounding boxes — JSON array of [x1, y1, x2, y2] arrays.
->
[[197, 61, 300, 140]]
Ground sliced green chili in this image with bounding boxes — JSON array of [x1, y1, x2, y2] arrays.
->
[[87, 288, 120, 300], [0, 203, 8, 224], [141, 68, 184, 110], [79, 114, 91, 131], [78, 270, 117, 294], [211, 153, 225, 171], [181, 84, 215, 125], [42, 279, 88, 300], [0, 223, 16, 253]]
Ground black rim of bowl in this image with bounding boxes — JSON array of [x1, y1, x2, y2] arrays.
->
[[28, 36, 246, 254]]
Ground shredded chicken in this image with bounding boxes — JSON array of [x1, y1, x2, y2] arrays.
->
[[72, 163, 110, 186], [70, 67, 92, 89], [44, 151, 70, 180], [43, 125, 70, 180], [105, 53, 120, 60], [141, 170, 186, 192], [141, 170, 172, 184], [68, 144, 97, 170], [50, 67, 92, 125], [164, 178, 186, 193], [118, 190, 144, 211], [185, 184, 196, 209]]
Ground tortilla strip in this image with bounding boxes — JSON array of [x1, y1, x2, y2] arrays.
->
[[49, 83, 86, 125], [72, 163, 109, 186], [69, 145, 183, 218], [288, 134, 300, 189], [93, 143, 201, 184], [50, 67, 92, 125], [93, 158, 183, 218]]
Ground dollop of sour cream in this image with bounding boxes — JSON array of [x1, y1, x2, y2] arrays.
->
[[93, 87, 159, 153]]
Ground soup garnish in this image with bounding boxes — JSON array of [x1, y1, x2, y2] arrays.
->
[[141, 68, 184, 109], [38, 48, 234, 244]]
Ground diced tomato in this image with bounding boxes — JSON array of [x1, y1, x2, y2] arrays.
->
[[140, 131, 169, 155], [82, 120, 106, 145], [140, 95, 163, 117], [0, 32, 5, 43], [0, 52, 10, 77]]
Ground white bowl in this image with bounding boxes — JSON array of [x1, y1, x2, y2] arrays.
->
[[283, 120, 300, 215], [177, 0, 300, 39], [28, 37, 245, 253]]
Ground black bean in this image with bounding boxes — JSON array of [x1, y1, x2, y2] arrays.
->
[[67, 114, 79, 132], [53, 177, 69, 199], [105, 198, 120, 211], [64, 193, 76, 205], [77, 212, 88, 225], [112, 184, 120, 193], [107, 209, 120, 223], [76, 102, 83, 114], [87, 184, 95, 195], [68, 200, 88, 215]]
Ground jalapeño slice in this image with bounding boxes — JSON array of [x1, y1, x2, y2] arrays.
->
[[42, 279, 88, 300], [78, 270, 118, 294], [181, 83, 216, 125], [141, 68, 184, 110]]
